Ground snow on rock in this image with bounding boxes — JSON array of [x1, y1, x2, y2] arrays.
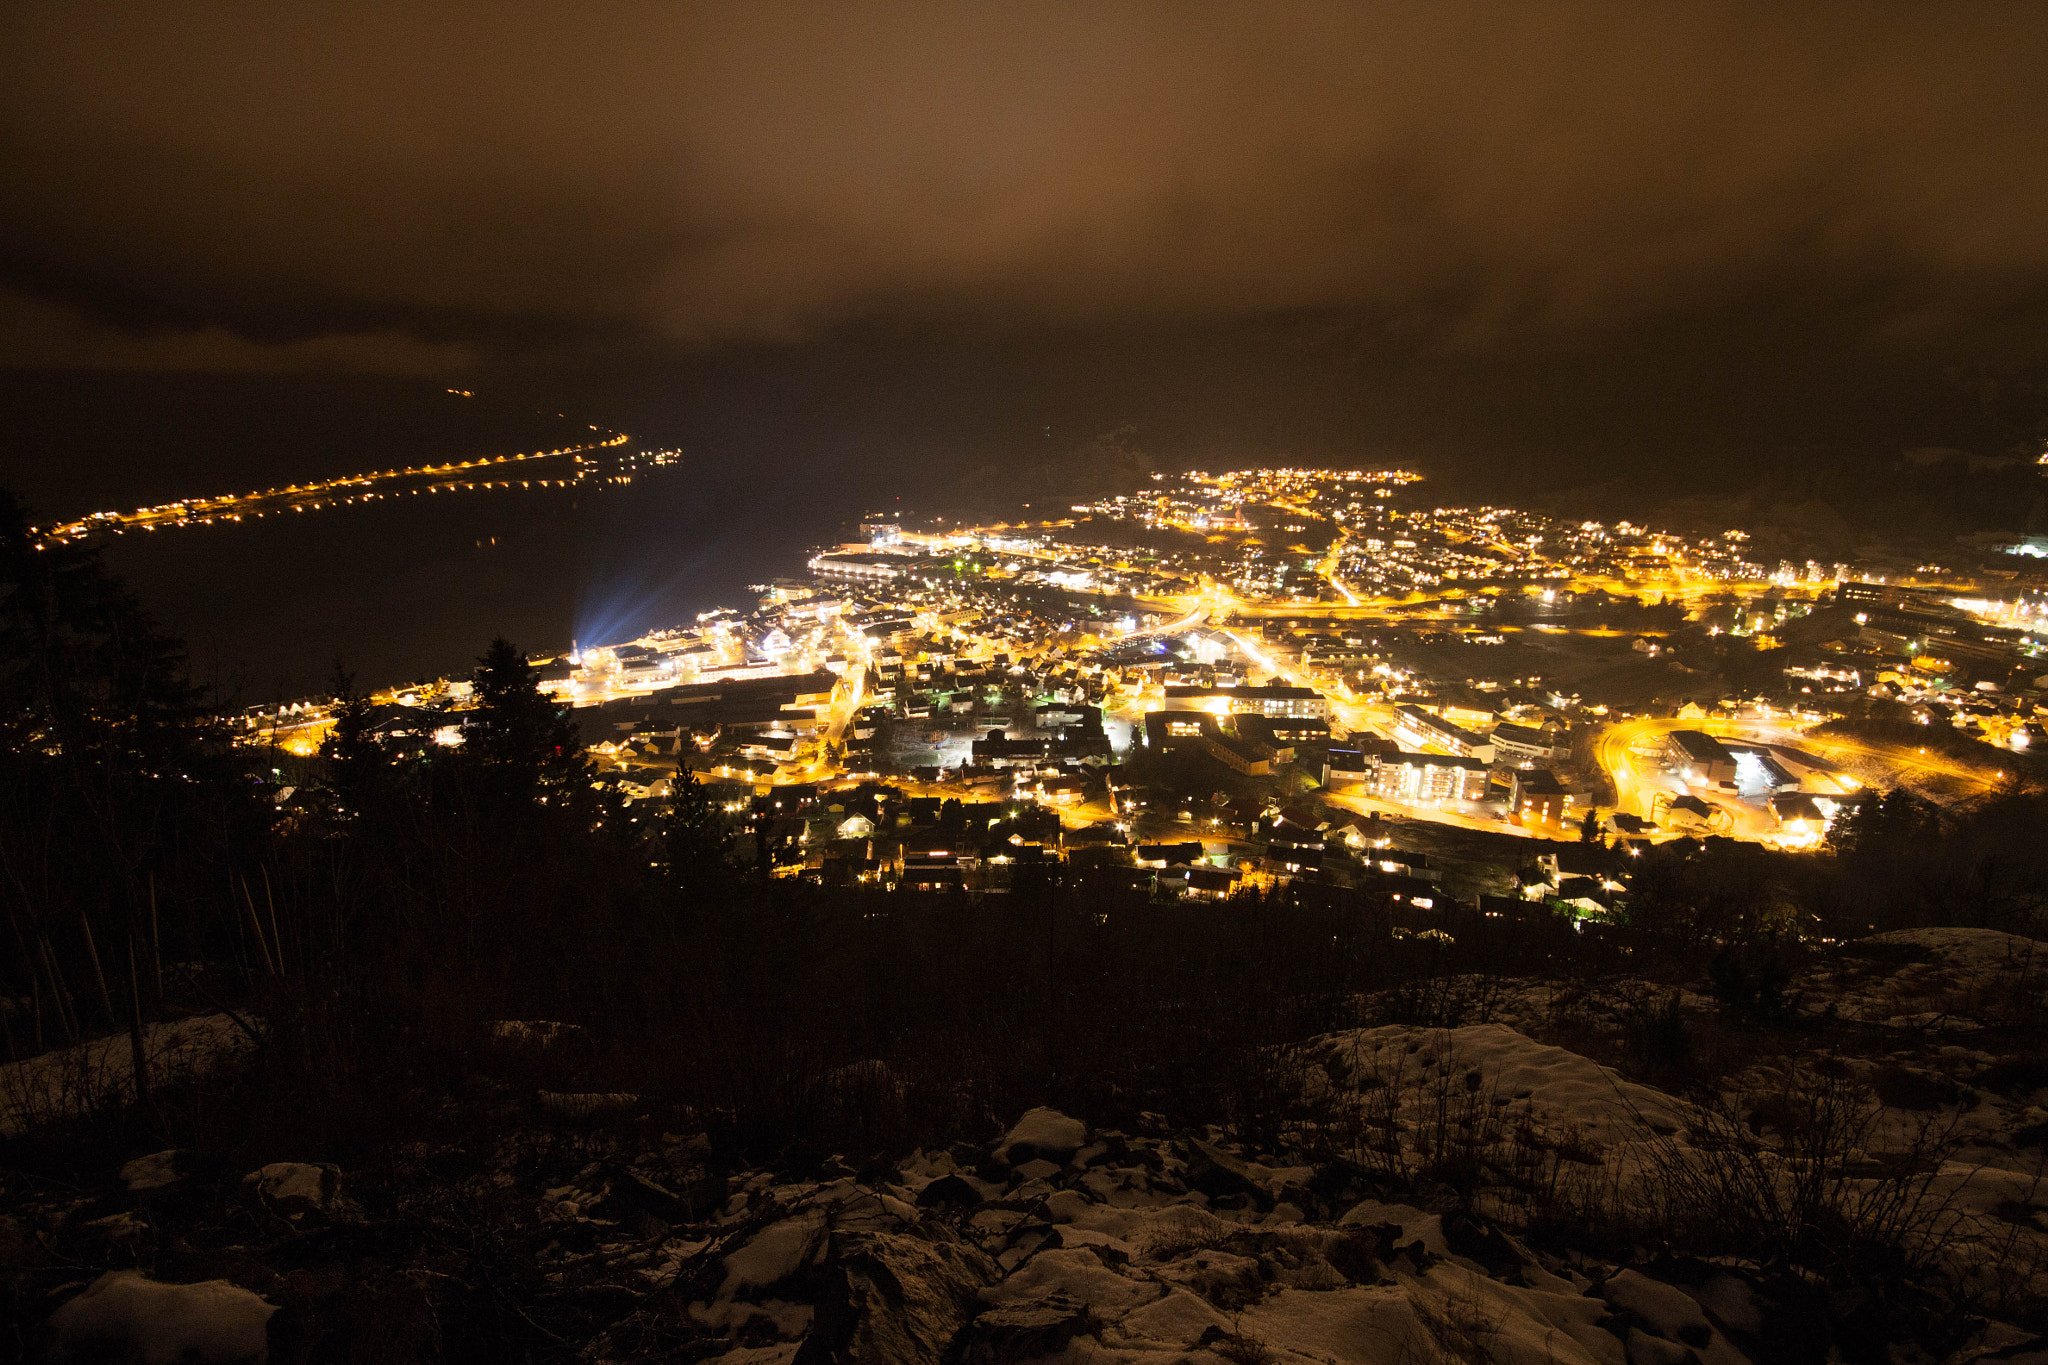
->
[[121, 1149, 186, 1192], [1600, 1269, 1748, 1365], [953, 1295, 1098, 1362], [1863, 926, 2046, 973], [697, 1346, 799, 1365], [47, 1271, 276, 1365], [994, 1106, 1087, 1165], [806, 1229, 997, 1363], [243, 1162, 339, 1218], [1185, 1138, 1278, 1211], [984, 1246, 1163, 1317], [1830, 928, 2048, 1028], [86, 1209, 151, 1251], [1, 1015, 254, 1138], [1304, 1023, 1686, 1154], [717, 1209, 827, 1299]]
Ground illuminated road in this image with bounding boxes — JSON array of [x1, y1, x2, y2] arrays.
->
[[822, 664, 869, 746], [1796, 734, 2009, 794], [1592, 716, 1790, 838], [1115, 603, 1210, 641], [34, 431, 630, 546], [1219, 622, 1401, 751], [1322, 787, 1539, 839], [1589, 716, 1889, 844], [1319, 530, 1361, 605]]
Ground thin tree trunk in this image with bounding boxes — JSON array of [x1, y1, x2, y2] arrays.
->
[[261, 866, 285, 980], [79, 911, 116, 1029], [126, 934, 151, 1111], [39, 934, 79, 1044], [239, 876, 277, 977], [147, 873, 164, 1004]]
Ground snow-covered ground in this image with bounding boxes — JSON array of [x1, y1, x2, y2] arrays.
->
[[17, 931, 2048, 1362], [1, 1013, 251, 1137]]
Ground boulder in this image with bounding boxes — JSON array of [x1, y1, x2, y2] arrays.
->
[[951, 1295, 1097, 1364], [242, 1162, 340, 1220], [48, 1271, 276, 1365], [917, 1174, 983, 1209], [795, 1228, 999, 1364], [1181, 1140, 1274, 1212], [1439, 1208, 1527, 1281], [995, 1108, 1087, 1165], [120, 1149, 186, 1193]]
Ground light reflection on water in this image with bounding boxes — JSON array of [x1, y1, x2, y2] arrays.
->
[[100, 456, 871, 701]]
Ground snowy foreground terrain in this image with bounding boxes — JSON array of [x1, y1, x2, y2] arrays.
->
[[14, 927, 2048, 1363]]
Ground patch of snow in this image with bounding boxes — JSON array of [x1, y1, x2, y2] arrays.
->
[[2, 1015, 253, 1138], [983, 1247, 1162, 1316], [698, 1345, 800, 1365], [1864, 927, 2045, 971], [243, 1162, 334, 1211], [1113, 1285, 1233, 1347], [1602, 1269, 1746, 1365], [121, 1149, 185, 1192], [1305, 1023, 1685, 1150]]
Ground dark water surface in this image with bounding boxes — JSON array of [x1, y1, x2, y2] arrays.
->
[[96, 466, 862, 700], [1, 372, 899, 698]]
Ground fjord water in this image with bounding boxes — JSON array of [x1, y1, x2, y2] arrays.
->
[[1, 372, 881, 700]]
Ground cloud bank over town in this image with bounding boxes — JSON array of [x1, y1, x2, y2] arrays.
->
[[4, 3, 2048, 372]]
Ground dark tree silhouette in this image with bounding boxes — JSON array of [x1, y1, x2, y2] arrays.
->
[[462, 637, 584, 798], [0, 490, 249, 1066], [664, 768, 736, 901]]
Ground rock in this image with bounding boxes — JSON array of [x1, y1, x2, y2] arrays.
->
[[1604, 1270, 1712, 1340], [917, 1174, 983, 1209], [1013, 1158, 1061, 1183], [47, 1271, 276, 1365], [597, 1166, 691, 1224], [242, 1162, 339, 1219], [120, 1149, 186, 1192], [86, 1210, 150, 1251], [1440, 1208, 1526, 1281], [1323, 1226, 1389, 1284], [1181, 1140, 1274, 1212], [995, 1108, 1087, 1165], [951, 1295, 1097, 1364], [795, 1227, 999, 1364], [1626, 1326, 1696, 1365], [722, 1210, 830, 1298], [1603, 1269, 1746, 1365]]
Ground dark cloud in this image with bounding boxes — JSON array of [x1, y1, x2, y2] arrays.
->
[[3, 2, 2048, 370]]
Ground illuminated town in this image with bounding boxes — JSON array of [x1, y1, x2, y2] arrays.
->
[[241, 463, 2048, 914], [19, 9, 2048, 1358]]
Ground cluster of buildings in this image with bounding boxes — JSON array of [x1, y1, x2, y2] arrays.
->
[[234, 458, 2048, 897], [1329, 507, 1767, 596]]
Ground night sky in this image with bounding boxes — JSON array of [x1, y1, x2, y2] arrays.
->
[[3, 7, 2046, 393], [6, 4, 2048, 689]]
